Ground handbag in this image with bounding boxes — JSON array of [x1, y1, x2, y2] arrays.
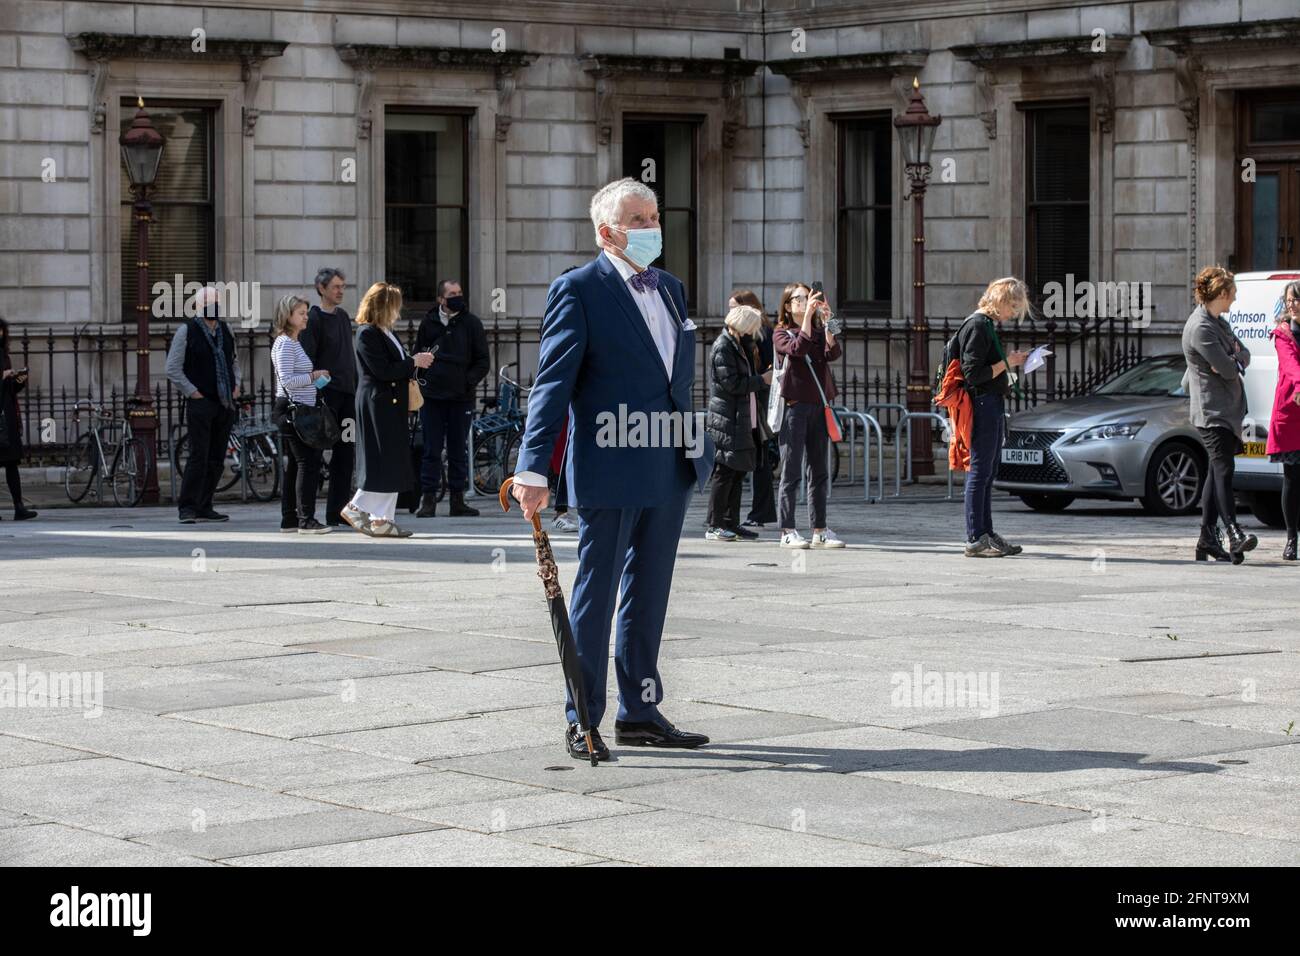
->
[[288, 399, 340, 450], [766, 335, 788, 433], [408, 379, 424, 412], [805, 355, 843, 443]]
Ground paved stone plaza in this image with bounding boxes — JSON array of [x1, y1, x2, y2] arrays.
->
[[1, 491, 1297, 866]]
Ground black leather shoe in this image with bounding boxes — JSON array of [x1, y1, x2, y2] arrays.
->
[[449, 491, 479, 517], [13, 507, 37, 521], [1225, 521, 1257, 555], [1285, 534, 1298, 561], [197, 510, 229, 523], [614, 716, 709, 749], [415, 493, 437, 518], [1195, 524, 1232, 562], [566, 723, 609, 762]]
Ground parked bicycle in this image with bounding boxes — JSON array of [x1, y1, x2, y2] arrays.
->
[[63, 399, 155, 507], [471, 363, 528, 496], [171, 397, 281, 502]]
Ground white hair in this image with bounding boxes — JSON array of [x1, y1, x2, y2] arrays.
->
[[725, 305, 763, 338], [589, 177, 658, 248]]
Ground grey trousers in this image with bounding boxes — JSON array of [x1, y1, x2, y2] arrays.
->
[[777, 401, 830, 530]]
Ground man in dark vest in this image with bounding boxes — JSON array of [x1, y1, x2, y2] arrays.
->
[[165, 286, 241, 523], [301, 267, 358, 526], [413, 279, 490, 517]]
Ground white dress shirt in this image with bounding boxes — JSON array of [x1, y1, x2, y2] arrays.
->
[[515, 250, 678, 491]]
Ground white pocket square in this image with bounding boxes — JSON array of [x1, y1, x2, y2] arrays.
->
[[681, 319, 697, 332]]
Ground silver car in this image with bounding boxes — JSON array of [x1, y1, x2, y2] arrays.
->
[[994, 353, 1204, 515]]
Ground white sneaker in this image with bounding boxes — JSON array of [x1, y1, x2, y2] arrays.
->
[[780, 530, 810, 549], [810, 529, 846, 549], [551, 513, 578, 533]]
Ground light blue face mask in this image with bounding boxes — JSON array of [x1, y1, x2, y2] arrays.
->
[[613, 226, 662, 269]]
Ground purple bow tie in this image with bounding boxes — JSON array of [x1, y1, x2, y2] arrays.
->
[[629, 269, 659, 293]]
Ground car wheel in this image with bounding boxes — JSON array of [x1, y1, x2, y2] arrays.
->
[[1018, 493, 1075, 512], [1141, 441, 1203, 516], [1248, 490, 1287, 529]]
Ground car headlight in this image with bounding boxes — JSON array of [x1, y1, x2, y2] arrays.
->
[[1068, 420, 1146, 444]]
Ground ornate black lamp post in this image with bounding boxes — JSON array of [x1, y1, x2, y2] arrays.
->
[[119, 97, 165, 502], [893, 78, 942, 477]]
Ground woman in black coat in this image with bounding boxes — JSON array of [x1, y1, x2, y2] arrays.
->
[[704, 305, 772, 541], [728, 290, 777, 528], [339, 283, 433, 538], [0, 316, 37, 520]]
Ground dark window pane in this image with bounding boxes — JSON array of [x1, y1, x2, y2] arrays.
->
[[1026, 104, 1090, 296], [621, 118, 698, 310], [119, 102, 214, 321], [837, 116, 892, 311], [384, 111, 468, 307], [1252, 97, 1300, 142], [1030, 108, 1089, 203], [1252, 173, 1280, 271]]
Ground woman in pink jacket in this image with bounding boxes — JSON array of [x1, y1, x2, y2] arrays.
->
[[1267, 280, 1300, 559]]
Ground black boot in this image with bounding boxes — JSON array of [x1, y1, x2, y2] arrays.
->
[[1285, 533, 1297, 561], [415, 493, 437, 518], [1195, 524, 1232, 562], [1225, 521, 1258, 556], [13, 507, 37, 520], [449, 490, 479, 517]]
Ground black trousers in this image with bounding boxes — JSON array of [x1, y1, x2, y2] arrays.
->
[[178, 397, 235, 517], [1283, 462, 1300, 535], [1198, 425, 1239, 527], [320, 390, 356, 522], [747, 433, 777, 524], [274, 398, 323, 526], [778, 402, 830, 531], [419, 399, 473, 493], [3, 460, 22, 511], [707, 460, 748, 530]]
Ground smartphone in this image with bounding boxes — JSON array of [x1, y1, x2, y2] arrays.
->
[[313, 374, 330, 389], [810, 281, 824, 296]]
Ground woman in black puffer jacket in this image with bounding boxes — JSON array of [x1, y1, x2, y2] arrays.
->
[[704, 305, 772, 541]]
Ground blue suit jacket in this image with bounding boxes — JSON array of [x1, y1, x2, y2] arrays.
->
[[516, 254, 713, 508]]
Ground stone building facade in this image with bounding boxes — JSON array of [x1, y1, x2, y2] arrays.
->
[[1, 0, 1297, 390]]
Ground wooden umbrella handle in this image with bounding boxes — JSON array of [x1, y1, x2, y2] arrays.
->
[[499, 475, 543, 532]]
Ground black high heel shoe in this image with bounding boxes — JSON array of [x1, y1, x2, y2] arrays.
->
[[1284, 534, 1297, 561], [1195, 524, 1232, 562]]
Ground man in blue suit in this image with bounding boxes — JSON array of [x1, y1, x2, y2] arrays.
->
[[511, 177, 713, 761]]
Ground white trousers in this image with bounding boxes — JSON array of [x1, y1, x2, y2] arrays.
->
[[349, 490, 398, 522]]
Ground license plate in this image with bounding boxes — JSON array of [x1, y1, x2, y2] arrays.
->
[[1001, 448, 1043, 465], [1240, 441, 1267, 458]]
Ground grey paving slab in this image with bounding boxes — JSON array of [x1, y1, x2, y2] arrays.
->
[[227, 827, 602, 866], [0, 757, 324, 838], [99, 641, 307, 667], [174, 696, 480, 739], [0, 734, 95, 769], [94, 678, 328, 715], [406, 791, 655, 832], [593, 768, 1085, 850], [916, 816, 1300, 866], [191, 745, 429, 792], [915, 707, 1293, 762], [187, 651, 431, 685], [136, 808, 443, 860], [501, 809, 929, 866], [311, 714, 559, 762], [1028, 770, 1300, 842], [0, 823, 220, 866], [292, 631, 561, 672], [286, 768, 541, 814], [1192, 744, 1300, 785]]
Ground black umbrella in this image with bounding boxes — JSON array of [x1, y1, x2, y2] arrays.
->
[[499, 477, 597, 767]]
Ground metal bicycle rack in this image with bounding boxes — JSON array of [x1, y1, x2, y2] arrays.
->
[[831, 406, 884, 503], [896, 410, 959, 501]]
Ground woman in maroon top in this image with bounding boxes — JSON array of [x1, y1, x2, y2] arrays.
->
[[772, 283, 845, 549]]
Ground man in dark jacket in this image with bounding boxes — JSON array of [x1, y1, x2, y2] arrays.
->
[[165, 287, 242, 523], [300, 267, 358, 526], [413, 279, 490, 517]]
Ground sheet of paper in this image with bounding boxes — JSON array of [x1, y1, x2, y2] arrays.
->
[[1023, 345, 1053, 374]]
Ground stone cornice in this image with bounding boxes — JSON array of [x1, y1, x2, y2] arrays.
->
[[1142, 18, 1300, 54], [66, 33, 287, 137], [950, 35, 1130, 69], [766, 51, 929, 84], [577, 53, 761, 81], [67, 32, 288, 63], [334, 44, 537, 74]]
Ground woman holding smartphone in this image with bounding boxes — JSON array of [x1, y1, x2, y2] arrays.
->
[[271, 294, 331, 534]]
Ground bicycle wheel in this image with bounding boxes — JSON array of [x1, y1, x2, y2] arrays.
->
[[216, 437, 240, 493], [171, 431, 189, 477], [472, 428, 520, 497], [63, 433, 99, 504], [110, 437, 152, 508], [242, 434, 281, 502]]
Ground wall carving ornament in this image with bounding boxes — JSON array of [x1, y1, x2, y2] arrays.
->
[[65, 33, 288, 136]]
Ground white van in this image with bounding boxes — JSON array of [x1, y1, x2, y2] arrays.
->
[[1225, 271, 1300, 527]]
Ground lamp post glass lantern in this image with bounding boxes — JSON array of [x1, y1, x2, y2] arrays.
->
[[893, 78, 942, 477], [119, 97, 166, 503]]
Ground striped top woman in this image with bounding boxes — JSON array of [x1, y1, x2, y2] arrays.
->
[[272, 296, 323, 405], [271, 294, 331, 533]]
